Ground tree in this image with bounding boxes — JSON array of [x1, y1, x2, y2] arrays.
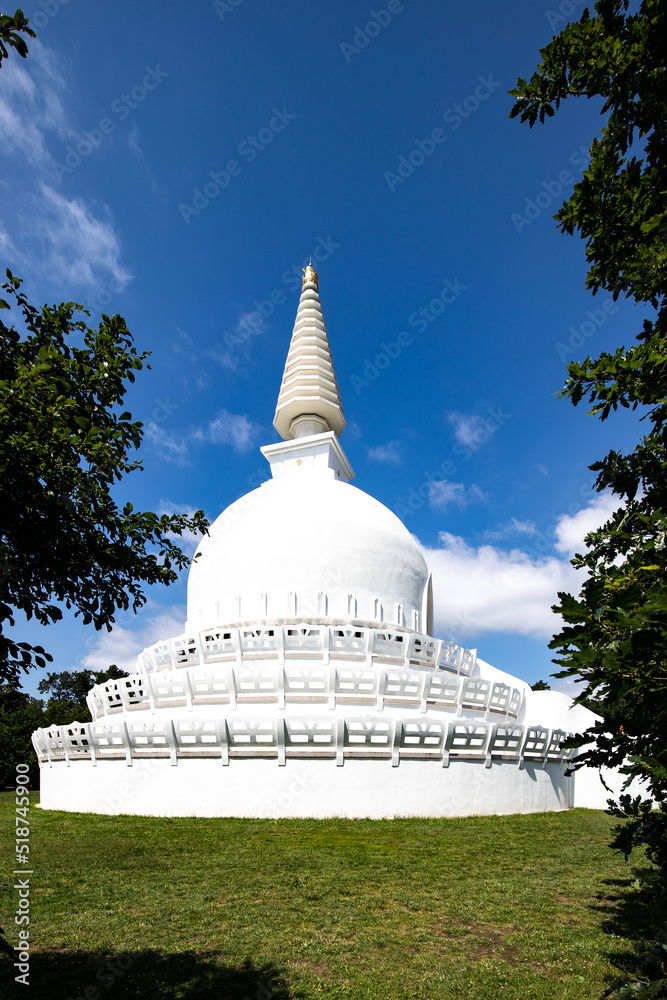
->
[[0, 665, 127, 786], [530, 680, 552, 691], [0, 8, 34, 66], [510, 0, 667, 864], [0, 685, 45, 787], [0, 274, 209, 686], [38, 664, 129, 721], [0, 11, 209, 685]]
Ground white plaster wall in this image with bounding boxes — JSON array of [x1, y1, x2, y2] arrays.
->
[[186, 476, 429, 631], [522, 690, 648, 808], [38, 756, 574, 819]]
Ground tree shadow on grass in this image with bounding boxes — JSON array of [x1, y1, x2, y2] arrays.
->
[[590, 869, 667, 994], [4, 951, 301, 1000]]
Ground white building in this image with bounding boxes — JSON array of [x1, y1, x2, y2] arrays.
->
[[33, 265, 615, 817]]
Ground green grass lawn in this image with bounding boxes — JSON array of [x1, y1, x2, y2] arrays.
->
[[0, 792, 654, 999]]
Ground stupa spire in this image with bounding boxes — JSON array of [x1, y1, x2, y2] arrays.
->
[[273, 265, 346, 440]]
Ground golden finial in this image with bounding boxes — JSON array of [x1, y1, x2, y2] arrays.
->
[[302, 263, 318, 288]]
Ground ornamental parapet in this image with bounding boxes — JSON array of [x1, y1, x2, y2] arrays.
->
[[32, 717, 575, 770], [84, 662, 523, 721], [135, 624, 476, 675]]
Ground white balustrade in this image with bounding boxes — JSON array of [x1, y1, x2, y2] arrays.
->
[[395, 721, 446, 765], [335, 667, 378, 702], [408, 635, 440, 667], [380, 670, 425, 707], [372, 629, 408, 662], [443, 723, 491, 767], [461, 678, 491, 711], [424, 673, 461, 710], [520, 727, 550, 768], [488, 724, 524, 763], [85, 656, 523, 724], [283, 667, 329, 701], [32, 718, 576, 770], [134, 624, 477, 679]]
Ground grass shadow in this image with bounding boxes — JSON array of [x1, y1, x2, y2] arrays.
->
[[3, 950, 298, 1000], [589, 868, 667, 994]]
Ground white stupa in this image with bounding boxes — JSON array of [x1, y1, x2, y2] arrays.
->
[[33, 265, 613, 817]]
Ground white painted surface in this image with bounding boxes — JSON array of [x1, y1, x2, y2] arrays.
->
[[38, 755, 574, 818], [186, 472, 430, 632], [33, 265, 630, 819], [274, 270, 345, 440]]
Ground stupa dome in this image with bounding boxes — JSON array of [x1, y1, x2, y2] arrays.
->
[[186, 466, 431, 631], [32, 259, 624, 821]]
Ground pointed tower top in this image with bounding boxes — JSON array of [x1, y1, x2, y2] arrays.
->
[[273, 267, 346, 441], [302, 262, 318, 288]]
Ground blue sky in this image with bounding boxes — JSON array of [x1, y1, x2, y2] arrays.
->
[[1, 0, 646, 697]]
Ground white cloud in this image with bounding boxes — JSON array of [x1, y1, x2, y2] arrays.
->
[[0, 41, 68, 165], [144, 423, 189, 463], [421, 532, 580, 640], [447, 411, 488, 447], [197, 410, 261, 452], [0, 222, 16, 257], [145, 410, 262, 464], [550, 675, 586, 700], [553, 492, 619, 558], [484, 517, 537, 541], [126, 123, 142, 159], [428, 479, 486, 510], [172, 326, 194, 351], [34, 183, 131, 290], [208, 309, 266, 370], [367, 441, 401, 464], [419, 494, 620, 642], [0, 39, 130, 297], [81, 605, 186, 674]]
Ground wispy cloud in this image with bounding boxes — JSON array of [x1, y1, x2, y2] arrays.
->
[[428, 479, 486, 510], [81, 604, 186, 674], [207, 309, 266, 371], [34, 183, 131, 289], [367, 440, 401, 464], [197, 410, 260, 452], [126, 123, 142, 159], [447, 410, 488, 447], [0, 38, 131, 297], [146, 410, 262, 464], [0, 41, 68, 165], [144, 424, 190, 462], [483, 517, 537, 542]]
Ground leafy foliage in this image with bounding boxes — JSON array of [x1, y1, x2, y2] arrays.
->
[[512, 5, 667, 993], [510, 0, 667, 812], [0, 274, 208, 684], [0, 665, 129, 787], [0, 685, 45, 786], [38, 664, 129, 721], [510, 0, 667, 309], [0, 8, 34, 66], [609, 795, 667, 878]]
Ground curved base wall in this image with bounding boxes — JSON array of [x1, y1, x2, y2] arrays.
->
[[37, 756, 577, 819]]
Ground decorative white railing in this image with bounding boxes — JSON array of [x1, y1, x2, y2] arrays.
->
[[32, 717, 575, 770], [85, 663, 524, 722], [136, 624, 477, 676]]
